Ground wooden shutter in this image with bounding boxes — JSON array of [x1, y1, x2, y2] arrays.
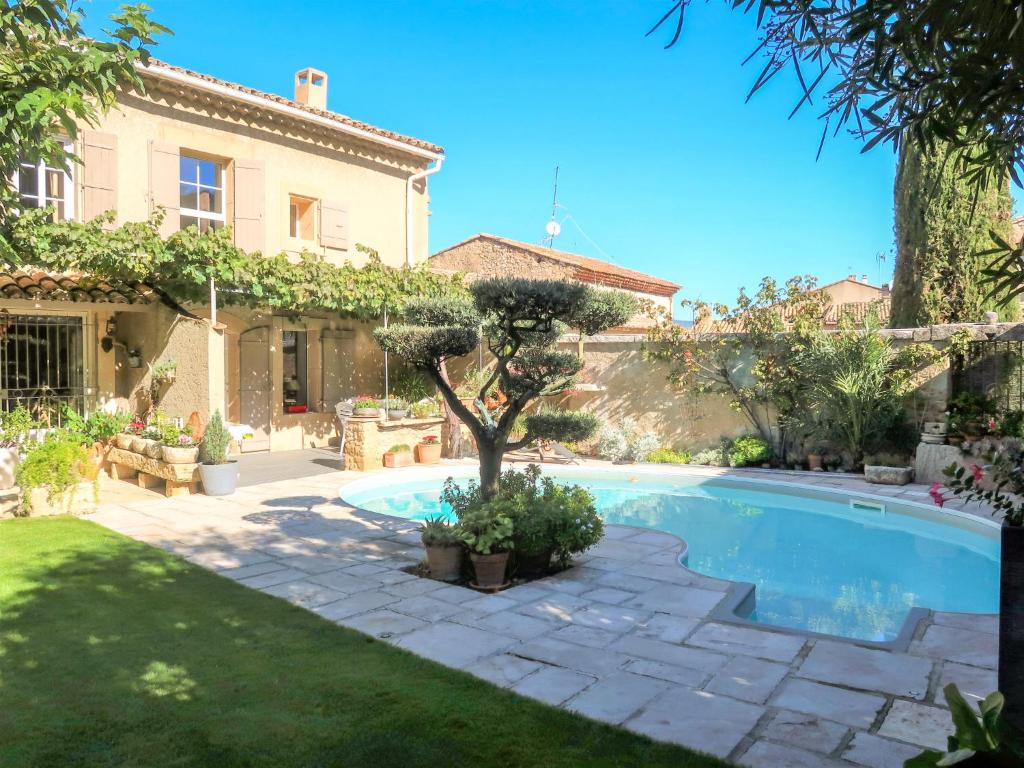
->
[[149, 141, 179, 237], [319, 200, 349, 250], [232, 158, 265, 253], [81, 131, 117, 221], [321, 328, 357, 406]]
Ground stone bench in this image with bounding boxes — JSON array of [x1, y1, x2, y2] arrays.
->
[[107, 447, 200, 497]]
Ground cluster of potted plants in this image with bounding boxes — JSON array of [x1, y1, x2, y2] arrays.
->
[[418, 464, 604, 589], [946, 392, 998, 444], [117, 416, 199, 464], [352, 396, 382, 417], [382, 435, 442, 467]]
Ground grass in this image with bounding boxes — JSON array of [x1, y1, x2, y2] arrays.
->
[[0, 517, 728, 768]]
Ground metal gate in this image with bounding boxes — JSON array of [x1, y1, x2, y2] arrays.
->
[[0, 313, 87, 424], [952, 339, 1024, 413]]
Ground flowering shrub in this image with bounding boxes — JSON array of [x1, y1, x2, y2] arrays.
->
[[353, 396, 381, 410], [126, 419, 145, 435], [159, 425, 194, 447], [420, 435, 440, 445], [933, 437, 1024, 526]]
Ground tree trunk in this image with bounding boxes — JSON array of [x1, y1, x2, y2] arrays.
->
[[438, 360, 462, 459], [478, 440, 502, 500]]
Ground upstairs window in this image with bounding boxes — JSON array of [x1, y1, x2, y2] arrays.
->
[[15, 143, 74, 221], [179, 155, 224, 232], [289, 195, 316, 240]]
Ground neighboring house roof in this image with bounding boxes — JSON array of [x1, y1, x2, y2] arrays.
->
[[142, 59, 444, 158], [0, 268, 157, 304], [432, 234, 681, 297]]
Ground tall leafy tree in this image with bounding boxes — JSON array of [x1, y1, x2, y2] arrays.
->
[[375, 280, 636, 498], [0, 0, 169, 226], [890, 141, 1017, 327]]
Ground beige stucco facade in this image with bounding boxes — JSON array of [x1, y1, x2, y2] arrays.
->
[[3, 62, 442, 451]]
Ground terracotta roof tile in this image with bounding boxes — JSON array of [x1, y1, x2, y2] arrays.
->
[[432, 234, 680, 297], [144, 59, 443, 156], [0, 269, 157, 304]]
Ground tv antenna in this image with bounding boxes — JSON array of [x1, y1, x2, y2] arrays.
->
[[543, 166, 561, 247]]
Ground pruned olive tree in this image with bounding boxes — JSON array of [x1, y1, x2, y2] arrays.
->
[[375, 278, 637, 498]]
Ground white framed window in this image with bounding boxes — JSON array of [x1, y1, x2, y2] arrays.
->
[[14, 141, 75, 221], [179, 154, 225, 232]]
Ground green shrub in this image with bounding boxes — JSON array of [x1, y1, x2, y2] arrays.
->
[[647, 448, 692, 464], [998, 409, 1024, 439], [455, 505, 514, 555], [387, 444, 412, 453], [15, 434, 90, 515], [0, 406, 38, 449], [383, 397, 407, 410], [410, 401, 441, 418], [201, 410, 232, 465], [689, 447, 729, 466], [353, 396, 381, 410], [729, 436, 772, 467], [597, 418, 659, 462], [61, 406, 131, 445]]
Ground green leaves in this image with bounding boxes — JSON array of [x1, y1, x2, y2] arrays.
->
[[523, 410, 600, 443], [1, 1, 169, 223], [903, 684, 1024, 766]]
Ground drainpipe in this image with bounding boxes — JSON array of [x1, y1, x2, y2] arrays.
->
[[406, 158, 443, 267]]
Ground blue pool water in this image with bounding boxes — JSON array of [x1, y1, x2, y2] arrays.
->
[[342, 469, 1000, 642]]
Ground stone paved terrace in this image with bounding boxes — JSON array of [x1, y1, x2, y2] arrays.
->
[[85, 461, 999, 768]]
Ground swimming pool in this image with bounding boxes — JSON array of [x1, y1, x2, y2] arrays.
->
[[341, 466, 1000, 643]]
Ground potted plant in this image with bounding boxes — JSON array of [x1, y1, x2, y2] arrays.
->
[[385, 397, 409, 420], [0, 407, 37, 491], [383, 444, 413, 468], [410, 401, 440, 419], [419, 514, 463, 581], [15, 433, 92, 515], [947, 392, 996, 444], [139, 425, 163, 458], [161, 427, 199, 464], [352, 396, 381, 418], [806, 445, 826, 471], [198, 410, 238, 495], [116, 419, 143, 450], [152, 359, 177, 384], [415, 434, 442, 464], [457, 505, 514, 589]]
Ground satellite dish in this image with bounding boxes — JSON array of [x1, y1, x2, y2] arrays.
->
[[545, 220, 561, 237]]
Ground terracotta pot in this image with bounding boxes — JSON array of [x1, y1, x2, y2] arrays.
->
[[161, 445, 199, 464], [425, 544, 463, 582], [415, 442, 442, 464], [1000, 522, 1024, 730], [807, 453, 823, 471], [383, 451, 413, 468], [515, 548, 553, 579], [469, 551, 509, 589], [114, 433, 134, 450]]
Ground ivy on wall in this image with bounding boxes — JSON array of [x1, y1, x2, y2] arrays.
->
[[890, 140, 1018, 327], [3, 210, 463, 319]]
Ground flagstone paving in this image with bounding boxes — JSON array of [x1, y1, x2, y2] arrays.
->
[[86, 462, 999, 767]]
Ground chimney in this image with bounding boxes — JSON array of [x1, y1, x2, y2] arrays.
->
[[861, 274, 869, 283], [294, 68, 328, 110]]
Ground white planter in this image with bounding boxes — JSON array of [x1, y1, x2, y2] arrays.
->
[[0, 447, 20, 491], [161, 445, 199, 464]]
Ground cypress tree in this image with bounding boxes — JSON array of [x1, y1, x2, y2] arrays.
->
[[890, 141, 1018, 327]]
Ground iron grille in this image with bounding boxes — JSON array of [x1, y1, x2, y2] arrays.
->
[[952, 340, 1024, 413], [0, 313, 88, 425]]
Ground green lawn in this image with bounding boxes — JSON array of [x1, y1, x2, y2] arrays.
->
[[0, 517, 728, 768]]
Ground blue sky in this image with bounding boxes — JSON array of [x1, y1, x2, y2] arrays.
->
[[85, 0, 902, 308]]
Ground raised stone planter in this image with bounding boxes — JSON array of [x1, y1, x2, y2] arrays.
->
[[344, 416, 447, 471], [914, 443, 965, 485], [107, 446, 200, 497], [864, 465, 914, 486]]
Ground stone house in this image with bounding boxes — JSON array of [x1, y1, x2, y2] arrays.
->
[[429, 234, 680, 328], [2, 62, 443, 451]]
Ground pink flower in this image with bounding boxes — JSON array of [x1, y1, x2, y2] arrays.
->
[[928, 482, 947, 508], [970, 464, 984, 483]]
